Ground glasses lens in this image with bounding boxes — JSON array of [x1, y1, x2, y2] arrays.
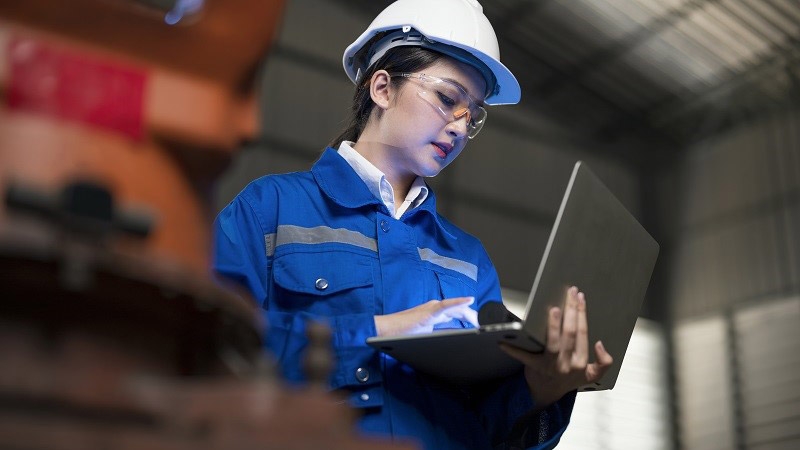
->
[[467, 107, 487, 138], [401, 73, 488, 139]]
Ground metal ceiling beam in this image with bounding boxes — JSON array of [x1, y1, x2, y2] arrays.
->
[[498, 36, 679, 168], [722, 0, 786, 48], [596, 0, 800, 145], [596, 0, 800, 143], [528, 0, 724, 100], [646, 33, 800, 135], [762, 0, 800, 26], [486, 1, 734, 164]]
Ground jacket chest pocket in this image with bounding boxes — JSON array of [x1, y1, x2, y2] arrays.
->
[[271, 250, 376, 315], [432, 270, 478, 330], [434, 270, 477, 300]]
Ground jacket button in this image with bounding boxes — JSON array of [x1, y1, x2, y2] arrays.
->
[[380, 219, 390, 232], [355, 367, 369, 383], [315, 278, 328, 291], [360, 393, 370, 401]]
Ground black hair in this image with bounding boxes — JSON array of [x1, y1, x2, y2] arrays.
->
[[328, 46, 444, 148]]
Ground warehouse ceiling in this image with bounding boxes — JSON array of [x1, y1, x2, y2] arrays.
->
[[332, 0, 800, 166]]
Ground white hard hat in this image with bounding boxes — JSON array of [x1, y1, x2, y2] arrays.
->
[[342, 0, 521, 105]]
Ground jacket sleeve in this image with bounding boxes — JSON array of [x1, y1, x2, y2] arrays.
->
[[479, 374, 576, 450], [508, 390, 576, 450], [214, 193, 269, 304]]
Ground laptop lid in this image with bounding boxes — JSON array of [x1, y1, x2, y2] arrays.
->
[[517, 161, 659, 390]]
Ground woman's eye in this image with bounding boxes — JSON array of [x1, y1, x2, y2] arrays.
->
[[436, 91, 457, 107]]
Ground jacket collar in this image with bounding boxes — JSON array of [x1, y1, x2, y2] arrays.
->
[[312, 148, 456, 239], [313, 147, 384, 209]]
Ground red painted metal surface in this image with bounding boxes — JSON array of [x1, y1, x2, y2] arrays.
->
[[7, 35, 146, 141]]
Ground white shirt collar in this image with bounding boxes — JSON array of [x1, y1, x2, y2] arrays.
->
[[337, 141, 428, 219]]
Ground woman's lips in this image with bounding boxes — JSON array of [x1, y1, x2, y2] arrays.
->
[[433, 142, 453, 158]]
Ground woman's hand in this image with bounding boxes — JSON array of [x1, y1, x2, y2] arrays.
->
[[374, 297, 479, 337], [499, 286, 613, 412]]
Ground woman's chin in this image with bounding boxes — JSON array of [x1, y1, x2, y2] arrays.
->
[[418, 162, 447, 178]]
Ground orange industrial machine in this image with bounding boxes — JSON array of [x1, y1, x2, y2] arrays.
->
[[0, 0, 277, 272], [0, 2, 415, 448]]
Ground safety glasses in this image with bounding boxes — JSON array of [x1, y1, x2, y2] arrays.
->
[[389, 72, 487, 139]]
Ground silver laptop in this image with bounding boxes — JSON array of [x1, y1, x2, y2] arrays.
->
[[366, 161, 659, 391]]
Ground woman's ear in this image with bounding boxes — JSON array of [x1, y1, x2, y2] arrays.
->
[[369, 70, 393, 110]]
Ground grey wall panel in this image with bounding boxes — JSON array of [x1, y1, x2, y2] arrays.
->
[[680, 124, 774, 229], [259, 59, 353, 150], [770, 112, 800, 193], [276, 0, 368, 62], [214, 145, 320, 211], [674, 298, 800, 450], [746, 423, 800, 450], [449, 126, 581, 218], [674, 316, 737, 450], [786, 202, 800, 293], [448, 119, 641, 224], [749, 437, 800, 450], [669, 209, 786, 318], [735, 297, 800, 450], [489, 103, 583, 143], [664, 111, 800, 319], [654, 168, 684, 243], [670, 232, 717, 317], [447, 201, 552, 292]]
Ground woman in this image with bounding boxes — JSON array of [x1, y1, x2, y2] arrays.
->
[[214, 0, 613, 448]]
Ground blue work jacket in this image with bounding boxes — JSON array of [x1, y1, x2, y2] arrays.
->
[[213, 148, 575, 450]]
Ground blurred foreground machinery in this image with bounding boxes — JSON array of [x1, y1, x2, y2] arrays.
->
[[0, 1, 414, 449], [0, 180, 410, 449]]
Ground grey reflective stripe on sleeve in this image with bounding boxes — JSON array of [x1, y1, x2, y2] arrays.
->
[[418, 248, 478, 282], [265, 233, 277, 258], [264, 225, 378, 257]]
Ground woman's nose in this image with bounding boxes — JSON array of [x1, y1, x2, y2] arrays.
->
[[445, 115, 469, 139]]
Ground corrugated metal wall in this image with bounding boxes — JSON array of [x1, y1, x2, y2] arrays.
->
[[662, 109, 800, 319], [674, 297, 800, 449], [662, 109, 800, 449]]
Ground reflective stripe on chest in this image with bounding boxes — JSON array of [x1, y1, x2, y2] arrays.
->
[[264, 224, 478, 282]]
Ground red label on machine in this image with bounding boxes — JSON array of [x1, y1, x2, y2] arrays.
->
[[6, 36, 147, 141]]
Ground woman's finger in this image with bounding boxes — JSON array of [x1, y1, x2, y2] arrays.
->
[[558, 287, 579, 370], [433, 297, 478, 327], [545, 306, 562, 354], [585, 341, 614, 382], [571, 292, 589, 368], [440, 302, 479, 327], [438, 296, 474, 309], [458, 305, 479, 328]]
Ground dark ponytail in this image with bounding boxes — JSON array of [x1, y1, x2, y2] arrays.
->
[[328, 46, 444, 148]]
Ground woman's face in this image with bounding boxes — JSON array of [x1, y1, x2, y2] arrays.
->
[[375, 57, 487, 181]]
